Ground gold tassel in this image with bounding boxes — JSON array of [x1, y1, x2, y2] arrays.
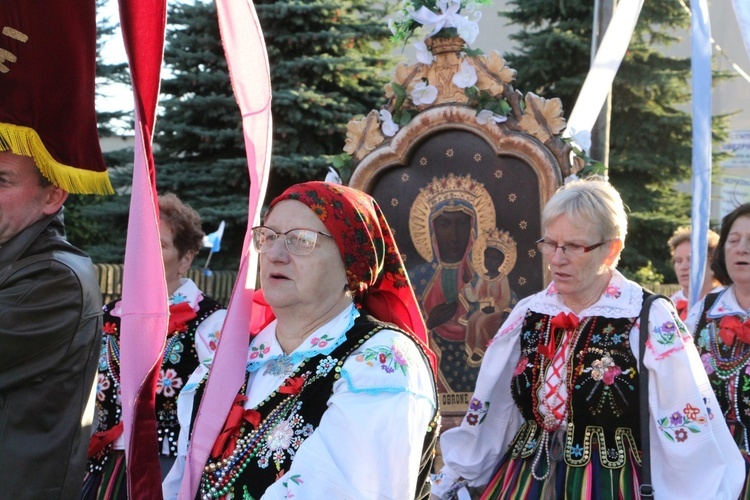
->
[[0, 122, 114, 195]]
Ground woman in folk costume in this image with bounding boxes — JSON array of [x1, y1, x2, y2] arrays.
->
[[172, 181, 438, 499], [667, 225, 721, 320], [84, 194, 226, 499], [431, 178, 743, 499], [686, 202, 750, 498]]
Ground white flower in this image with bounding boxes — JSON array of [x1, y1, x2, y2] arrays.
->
[[476, 109, 508, 125], [410, 81, 438, 105], [452, 60, 478, 88], [414, 41, 433, 65], [379, 109, 399, 137], [410, 0, 461, 39], [455, 16, 480, 45], [569, 128, 592, 154]]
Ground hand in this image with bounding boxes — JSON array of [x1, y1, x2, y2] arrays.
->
[[426, 302, 459, 329]]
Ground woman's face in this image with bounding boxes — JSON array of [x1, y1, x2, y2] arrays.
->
[[725, 214, 750, 288], [432, 210, 472, 264], [160, 220, 194, 296], [673, 240, 691, 292], [260, 200, 348, 315], [543, 214, 619, 310]]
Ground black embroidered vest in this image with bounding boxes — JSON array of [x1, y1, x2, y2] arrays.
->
[[694, 292, 750, 454], [199, 314, 438, 500], [87, 295, 223, 473], [508, 310, 641, 468]]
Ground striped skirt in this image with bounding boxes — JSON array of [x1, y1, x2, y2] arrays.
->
[[480, 445, 642, 500]]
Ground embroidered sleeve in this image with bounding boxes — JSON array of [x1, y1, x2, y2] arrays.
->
[[431, 302, 527, 497], [339, 330, 434, 402], [643, 298, 745, 498]]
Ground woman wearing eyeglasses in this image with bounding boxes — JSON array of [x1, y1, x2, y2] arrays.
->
[[431, 178, 743, 499], [174, 182, 438, 499]]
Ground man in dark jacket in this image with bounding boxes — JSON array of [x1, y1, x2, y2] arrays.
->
[[0, 152, 104, 498], [1, 1, 113, 497]]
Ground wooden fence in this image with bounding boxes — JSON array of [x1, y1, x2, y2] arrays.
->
[[95, 264, 239, 306], [95, 263, 681, 309]]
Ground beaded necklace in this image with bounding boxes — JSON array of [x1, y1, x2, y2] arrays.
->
[[707, 319, 750, 380], [200, 394, 299, 499], [529, 316, 594, 481]]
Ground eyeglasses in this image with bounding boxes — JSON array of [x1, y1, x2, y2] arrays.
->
[[535, 238, 611, 256], [251, 226, 333, 256]]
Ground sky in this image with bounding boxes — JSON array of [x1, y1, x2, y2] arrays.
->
[[97, 0, 134, 116]]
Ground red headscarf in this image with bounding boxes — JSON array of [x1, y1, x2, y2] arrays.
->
[[266, 181, 435, 371]]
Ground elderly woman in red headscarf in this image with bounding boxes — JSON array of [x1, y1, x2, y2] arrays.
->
[[171, 182, 437, 499]]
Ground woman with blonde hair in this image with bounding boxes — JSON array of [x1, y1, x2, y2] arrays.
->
[[432, 178, 743, 499]]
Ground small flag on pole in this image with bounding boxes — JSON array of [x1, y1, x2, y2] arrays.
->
[[203, 220, 226, 253], [203, 220, 226, 274]]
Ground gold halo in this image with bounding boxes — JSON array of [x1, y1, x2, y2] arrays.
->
[[472, 227, 517, 279], [409, 174, 496, 262]]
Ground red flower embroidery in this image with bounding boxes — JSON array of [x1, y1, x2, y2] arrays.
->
[[103, 322, 117, 335]]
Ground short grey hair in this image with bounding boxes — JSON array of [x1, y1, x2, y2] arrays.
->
[[542, 178, 628, 263]]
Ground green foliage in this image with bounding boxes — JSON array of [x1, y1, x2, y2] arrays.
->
[[150, 0, 396, 269], [501, 0, 731, 281]]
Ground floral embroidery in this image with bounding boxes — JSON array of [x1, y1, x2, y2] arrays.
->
[[604, 284, 621, 299], [354, 338, 412, 375], [546, 282, 558, 296], [96, 373, 110, 401], [156, 368, 183, 397], [658, 403, 708, 442], [697, 328, 710, 350], [653, 320, 679, 346], [165, 339, 184, 364], [589, 355, 622, 385], [701, 353, 714, 375], [315, 356, 337, 376], [465, 398, 490, 426], [249, 342, 272, 360], [171, 292, 188, 304], [103, 322, 118, 335], [513, 356, 529, 376], [256, 402, 311, 471], [282, 474, 303, 496], [571, 443, 584, 458], [309, 333, 334, 349]]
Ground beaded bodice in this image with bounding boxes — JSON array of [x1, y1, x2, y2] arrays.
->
[[694, 292, 750, 454], [87, 296, 222, 473], [199, 315, 438, 500], [508, 310, 641, 468]]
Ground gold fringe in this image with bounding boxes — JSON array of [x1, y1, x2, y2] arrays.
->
[[0, 122, 114, 195]]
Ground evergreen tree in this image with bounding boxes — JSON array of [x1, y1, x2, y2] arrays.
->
[[153, 0, 396, 269], [501, 0, 730, 281]]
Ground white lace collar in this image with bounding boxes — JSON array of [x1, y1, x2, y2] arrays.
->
[[529, 269, 643, 319]]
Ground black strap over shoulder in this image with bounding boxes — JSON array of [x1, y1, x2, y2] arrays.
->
[[638, 291, 670, 498]]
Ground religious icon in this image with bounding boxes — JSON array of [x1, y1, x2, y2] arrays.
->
[[408, 174, 518, 393]]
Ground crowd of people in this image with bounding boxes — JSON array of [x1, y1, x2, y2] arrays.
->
[[4, 2, 750, 499]]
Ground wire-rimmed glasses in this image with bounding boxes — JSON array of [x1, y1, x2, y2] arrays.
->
[[535, 238, 611, 256], [251, 226, 333, 256]]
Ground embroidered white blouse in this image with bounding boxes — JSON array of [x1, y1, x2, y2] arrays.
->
[[164, 304, 436, 499], [431, 271, 744, 500]]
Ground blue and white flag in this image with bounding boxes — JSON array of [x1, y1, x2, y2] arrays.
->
[[203, 220, 226, 254]]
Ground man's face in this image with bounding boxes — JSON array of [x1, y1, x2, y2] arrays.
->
[[0, 152, 63, 245]]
